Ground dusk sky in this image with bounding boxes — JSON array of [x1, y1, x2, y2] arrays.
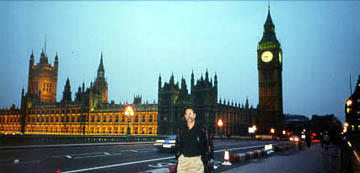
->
[[1, 1, 359, 123]]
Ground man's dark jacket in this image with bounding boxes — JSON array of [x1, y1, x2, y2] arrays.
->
[[175, 123, 214, 172]]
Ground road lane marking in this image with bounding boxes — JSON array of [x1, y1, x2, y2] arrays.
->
[[130, 150, 138, 153], [62, 156, 175, 173], [73, 154, 111, 159], [66, 155, 72, 159], [53, 152, 108, 158], [104, 152, 110, 155]]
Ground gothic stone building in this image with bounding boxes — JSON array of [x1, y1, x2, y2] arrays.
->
[[157, 71, 256, 136], [256, 8, 284, 135], [0, 50, 158, 136]]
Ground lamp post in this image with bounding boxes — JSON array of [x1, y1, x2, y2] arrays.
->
[[125, 106, 134, 136], [217, 119, 223, 140], [270, 128, 275, 140], [252, 125, 257, 140]]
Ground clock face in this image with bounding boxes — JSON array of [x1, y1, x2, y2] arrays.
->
[[261, 51, 273, 63], [279, 51, 282, 64]]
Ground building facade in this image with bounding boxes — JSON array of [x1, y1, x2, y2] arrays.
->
[[0, 50, 157, 136], [157, 71, 256, 136], [345, 75, 360, 134], [256, 7, 284, 134], [27, 50, 58, 103]]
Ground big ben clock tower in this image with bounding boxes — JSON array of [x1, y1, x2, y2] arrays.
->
[[257, 7, 284, 135]]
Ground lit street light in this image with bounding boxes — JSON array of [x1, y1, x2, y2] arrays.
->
[[270, 128, 275, 134], [217, 119, 223, 139], [270, 128, 275, 140], [125, 106, 134, 136], [252, 125, 257, 132]]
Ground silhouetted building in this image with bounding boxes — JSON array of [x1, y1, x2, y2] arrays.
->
[[256, 7, 284, 135], [61, 78, 72, 104], [311, 114, 342, 135], [157, 71, 256, 135], [74, 53, 108, 110], [284, 114, 310, 135], [345, 75, 360, 134]]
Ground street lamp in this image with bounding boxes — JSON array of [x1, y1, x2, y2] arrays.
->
[[251, 125, 257, 140], [125, 106, 134, 136], [270, 128, 275, 140], [270, 128, 275, 134], [217, 119, 223, 139]]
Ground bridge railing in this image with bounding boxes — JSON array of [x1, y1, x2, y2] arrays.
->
[[0, 134, 170, 146]]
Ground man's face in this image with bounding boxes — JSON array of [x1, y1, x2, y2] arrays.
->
[[185, 108, 196, 123]]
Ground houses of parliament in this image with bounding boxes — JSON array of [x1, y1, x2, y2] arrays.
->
[[0, 8, 283, 137]]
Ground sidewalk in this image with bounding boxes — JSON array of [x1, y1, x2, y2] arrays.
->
[[224, 143, 339, 173]]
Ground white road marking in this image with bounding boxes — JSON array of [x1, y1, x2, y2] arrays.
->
[[53, 152, 108, 158], [17, 160, 40, 164], [66, 155, 72, 159], [104, 152, 110, 155], [130, 150, 138, 153], [73, 154, 110, 159], [62, 156, 174, 173]]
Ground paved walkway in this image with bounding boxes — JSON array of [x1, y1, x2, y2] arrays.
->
[[224, 143, 339, 173]]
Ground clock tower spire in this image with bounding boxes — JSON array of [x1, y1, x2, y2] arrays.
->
[[257, 7, 284, 135]]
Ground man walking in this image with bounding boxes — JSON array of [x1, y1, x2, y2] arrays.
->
[[175, 106, 214, 173]]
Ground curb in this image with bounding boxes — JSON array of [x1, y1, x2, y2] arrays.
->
[[229, 143, 294, 164]]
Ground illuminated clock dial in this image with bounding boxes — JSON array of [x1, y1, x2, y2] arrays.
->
[[261, 51, 273, 63], [279, 51, 282, 64]]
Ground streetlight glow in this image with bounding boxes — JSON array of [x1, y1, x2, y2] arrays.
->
[[252, 125, 257, 132], [270, 128, 275, 134], [217, 119, 223, 127], [124, 106, 134, 136], [125, 106, 134, 116]]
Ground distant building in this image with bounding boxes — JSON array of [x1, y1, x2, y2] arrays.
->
[[0, 50, 157, 136], [283, 114, 310, 134], [345, 75, 360, 134], [157, 71, 256, 136], [311, 114, 342, 135]]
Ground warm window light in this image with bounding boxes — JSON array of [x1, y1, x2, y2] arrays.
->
[[347, 108, 351, 113], [253, 125, 257, 131]]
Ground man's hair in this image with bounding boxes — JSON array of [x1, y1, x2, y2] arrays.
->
[[184, 106, 195, 114]]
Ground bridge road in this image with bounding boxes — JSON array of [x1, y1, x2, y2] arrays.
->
[[0, 140, 281, 173]]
